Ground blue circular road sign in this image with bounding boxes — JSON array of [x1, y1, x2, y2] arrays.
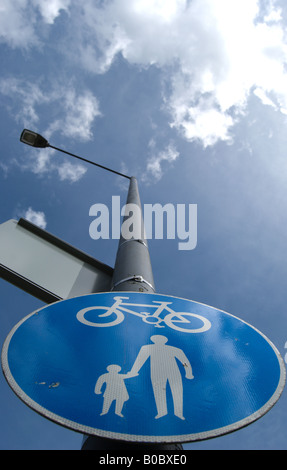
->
[[1, 292, 285, 443]]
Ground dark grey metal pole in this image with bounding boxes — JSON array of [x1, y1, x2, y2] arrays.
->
[[82, 177, 183, 450], [18, 132, 183, 450], [111, 176, 155, 294], [48, 144, 130, 180]]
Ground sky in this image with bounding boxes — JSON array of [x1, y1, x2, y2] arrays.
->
[[1, 0, 287, 450]]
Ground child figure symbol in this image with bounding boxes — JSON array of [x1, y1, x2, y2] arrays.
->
[[94, 365, 130, 418]]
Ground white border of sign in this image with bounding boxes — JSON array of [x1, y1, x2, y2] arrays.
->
[[1, 292, 286, 443]]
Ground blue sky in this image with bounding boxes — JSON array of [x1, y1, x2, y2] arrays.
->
[[1, 0, 287, 450]]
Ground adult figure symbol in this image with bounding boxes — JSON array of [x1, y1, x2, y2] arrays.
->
[[127, 335, 194, 420]]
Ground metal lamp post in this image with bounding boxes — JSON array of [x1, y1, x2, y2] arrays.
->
[[20, 129, 182, 451]]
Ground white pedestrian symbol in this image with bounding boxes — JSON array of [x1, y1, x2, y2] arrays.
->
[[127, 335, 194, 420], [94, 365, 130, 417], [95, 336, 194, 420]]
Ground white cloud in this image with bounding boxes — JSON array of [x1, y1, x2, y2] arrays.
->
[[164, 0, 287, 146], [144, 142, 179, 181], [253, 87, 278, 109], [70, 0, 287, 147], [0, 0, 71, 48], [0, 0, 37, 48], [0, 78, 48, 126], [42, 89, 102, 143], [57, 161, 87, 182], [60, 90, 102, 141], [76, 0, 187, 72], [2, 0, 287, 148], [171, 106, 235, 148], [264, 3, 283, 24], [0, 79, 101, 141], [0, 79, 100, 181], [25, 145, 87, 183], [32, 0, 71, 24], [29, 148, 53, 175], [23, 207, 47, 229], [0, 162, 9, 178]]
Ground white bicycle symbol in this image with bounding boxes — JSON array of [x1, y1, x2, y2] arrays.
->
[[76, 296, 211, 333]]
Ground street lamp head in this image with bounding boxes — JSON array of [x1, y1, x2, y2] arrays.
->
[[20, 129, 49, 148]]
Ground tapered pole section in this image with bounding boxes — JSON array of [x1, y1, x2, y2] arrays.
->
[[111, 176, 155, 294], [82, 177, 182, 450]]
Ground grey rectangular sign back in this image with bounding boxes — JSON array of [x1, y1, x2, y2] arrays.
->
[[0, 219, 113, 303]]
